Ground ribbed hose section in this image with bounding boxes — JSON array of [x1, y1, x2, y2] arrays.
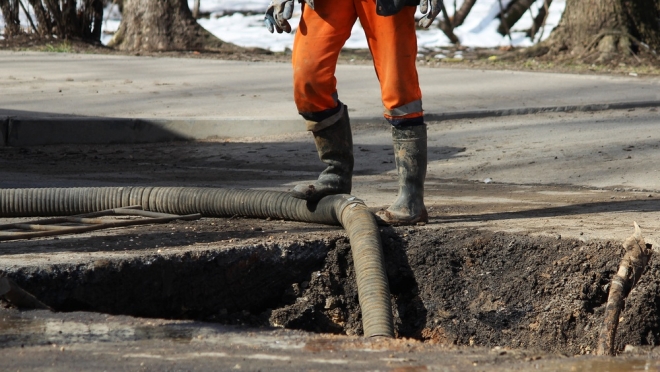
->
[[0, 187, 394, 338], [0, 187, 341, 224], [339, 202, 394, 338]]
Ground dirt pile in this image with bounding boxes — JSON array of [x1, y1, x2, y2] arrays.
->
[[269, 227, 660, 356]]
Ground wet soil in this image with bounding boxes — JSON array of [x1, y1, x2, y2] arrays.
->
[[268, 227, 660, 356], [4, 220, 660, 357]]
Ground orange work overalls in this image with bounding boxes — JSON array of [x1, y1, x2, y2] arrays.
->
[[292, 0, 423, 129]]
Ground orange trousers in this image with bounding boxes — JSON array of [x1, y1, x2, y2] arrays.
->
[[292, 0, 423, 131]]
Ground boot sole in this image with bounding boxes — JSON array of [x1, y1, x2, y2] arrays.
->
[[374, 209, 428, 226]]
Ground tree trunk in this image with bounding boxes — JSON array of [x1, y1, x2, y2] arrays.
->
[[26, 0, 54, 36], [0, 0, 21, 37], [0, 0, 103, 41], [542, 0, 660, 61], [108, 0, 226, 52], [42, 0, 66, 36]]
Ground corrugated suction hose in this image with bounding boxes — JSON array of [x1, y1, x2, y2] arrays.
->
[[0, 187, 394, 338]]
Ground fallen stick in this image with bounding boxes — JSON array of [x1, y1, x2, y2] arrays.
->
[[0, 275, 52, 310], [596, 222, 653, 356]]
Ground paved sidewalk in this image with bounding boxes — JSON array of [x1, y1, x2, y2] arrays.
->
[[1, 51, 659, 145]]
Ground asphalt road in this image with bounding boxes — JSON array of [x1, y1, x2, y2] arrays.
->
[[2, 52, 660, 371], [1, 51, 659, 145]]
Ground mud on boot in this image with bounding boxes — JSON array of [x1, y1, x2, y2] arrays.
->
[[291, 105, 354, 202], [376, 124, 428, 226]]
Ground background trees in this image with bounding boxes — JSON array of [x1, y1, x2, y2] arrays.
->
[[0, 0, 103, 41], [1, 0, 659, 63], [433, 0, 660, 62], [0, 0, 228, 52]]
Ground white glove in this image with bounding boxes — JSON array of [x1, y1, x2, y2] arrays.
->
[[264, 0, 315, 34], [418, 0, 443, 28], [265, 0, 294, 33]]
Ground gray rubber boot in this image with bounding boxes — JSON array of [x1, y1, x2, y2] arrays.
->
[[376, 124, 428, 225], [290, 108, 353, 202]]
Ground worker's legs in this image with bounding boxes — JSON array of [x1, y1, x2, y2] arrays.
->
[[290, 0, 427, 222], [356, 1, 423, 125], [290, 1, 358, 201], [358, 1, 428, 225], [292, 0, 358, 125]]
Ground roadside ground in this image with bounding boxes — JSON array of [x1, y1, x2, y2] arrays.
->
[[2, 37, 660, 77], [1, 50, 660, 371]]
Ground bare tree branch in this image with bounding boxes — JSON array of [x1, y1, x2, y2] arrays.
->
[[192, 0, 201, 18], [497, 0, 535, 36], [438, 0, 460, 44], [526, 0, 552, 40], [497, 0, 512, 43]]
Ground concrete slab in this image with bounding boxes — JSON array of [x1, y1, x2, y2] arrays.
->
[[152, 118, 302, 139]]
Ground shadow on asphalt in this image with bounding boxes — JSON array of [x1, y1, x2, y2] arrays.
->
[[0, 108, 190, 147], [437, 198, 660, 223], [0, 137, 467, 188]]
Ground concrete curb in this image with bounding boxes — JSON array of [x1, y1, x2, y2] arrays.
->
[[7, 118, 186, 147], [425, 100, 660, 122], [3, 100, 660, 146], [3, 117, 304, 146]]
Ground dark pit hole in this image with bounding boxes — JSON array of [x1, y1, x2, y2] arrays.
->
[[6, 228, 660, 355], [5, 239, 333, 328]]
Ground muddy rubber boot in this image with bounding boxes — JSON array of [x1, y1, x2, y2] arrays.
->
[[291, 109, 353, 202], [376, 124, 428, 225]]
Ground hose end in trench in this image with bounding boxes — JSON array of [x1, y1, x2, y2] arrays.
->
[[337, 196, 395, 338]]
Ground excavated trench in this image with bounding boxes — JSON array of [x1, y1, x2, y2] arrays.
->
[[4, 226, 660, 356]]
